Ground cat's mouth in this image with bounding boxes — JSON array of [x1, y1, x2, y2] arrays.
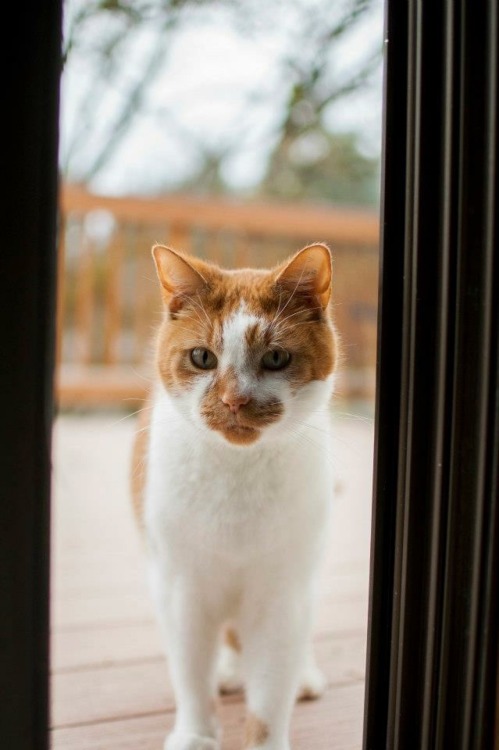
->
[[200, 396, 284, 446], [207, 416, 262, 445], [203, 412, 278, 445]]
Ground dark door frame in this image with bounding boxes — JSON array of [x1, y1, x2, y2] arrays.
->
[[1, 1, 497, 749], [0, 1, 62, 748], [365, 0, 498, 748]]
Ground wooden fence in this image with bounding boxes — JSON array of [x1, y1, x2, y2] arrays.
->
[[56, 184, 379, 406]]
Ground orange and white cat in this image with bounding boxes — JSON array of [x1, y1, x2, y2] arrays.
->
[[132, 243, 337, 750]]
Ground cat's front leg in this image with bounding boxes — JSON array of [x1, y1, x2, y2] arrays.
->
[[151, 568, 221, 750], [240, 584, 313, 750]]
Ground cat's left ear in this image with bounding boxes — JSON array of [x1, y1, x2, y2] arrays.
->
[[275, 243, 332, 309], [152, 245, 207, 297]]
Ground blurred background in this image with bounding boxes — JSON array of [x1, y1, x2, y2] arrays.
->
[[51, 4, 382, 747], [56, 0, 382, 408]]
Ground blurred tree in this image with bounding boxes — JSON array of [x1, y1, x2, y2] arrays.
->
[[62, 0, 381, 204], [262, 130, 379, 205], [61, 0, 199, 182], [258, 0, 381, 205]]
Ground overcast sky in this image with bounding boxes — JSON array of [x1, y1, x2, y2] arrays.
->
[[60, 0, 384, 196]]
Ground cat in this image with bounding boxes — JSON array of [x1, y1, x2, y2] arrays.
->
[[131, 242, 337, 750]]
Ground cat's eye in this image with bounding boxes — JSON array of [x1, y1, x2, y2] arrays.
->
[[261, 349, 291, 371], [190, 347, 218, 370]]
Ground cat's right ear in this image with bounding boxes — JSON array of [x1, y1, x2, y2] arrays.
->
[[152, 245, 207, 300]]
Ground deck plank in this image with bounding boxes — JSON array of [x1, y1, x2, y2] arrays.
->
[[52, 682, 364, 750], [52, 633, 366, 728]]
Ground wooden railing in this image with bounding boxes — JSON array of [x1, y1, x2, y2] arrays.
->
[[56, 184, 379, 406]]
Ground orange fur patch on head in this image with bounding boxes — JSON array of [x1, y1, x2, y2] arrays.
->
[[245, 321, 261, 347], [243, 713, 270, 748]]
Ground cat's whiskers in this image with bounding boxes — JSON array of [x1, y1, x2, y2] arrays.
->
[[124, 365, 155, 387], [179, 305, 206, 329], [107, 404, 154, 428], [335, 410, 373, 425], [274, 305, 324, 331], [274, 320, 327, 341], [171, 323, 205, 338], [286, 424, 340, 476], [271, 289, 287, 328], [271, 259, 311, 328], [285, 419, 337, 471], [196, 292, 214, 328], [290, 418, 331, 438], [289, 408, 367, 459], [185, 292, 212, 330]]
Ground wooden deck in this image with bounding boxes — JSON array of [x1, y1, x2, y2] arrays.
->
[[50, 411, 373, 749]]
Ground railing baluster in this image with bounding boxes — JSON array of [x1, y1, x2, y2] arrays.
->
[[133, 226, 159, 367], [55, 214, 67, 370], [103, 225, 123, 365], [74, 219, 94, 365]]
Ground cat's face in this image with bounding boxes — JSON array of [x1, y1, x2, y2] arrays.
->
[[153, 244, 336, 446]]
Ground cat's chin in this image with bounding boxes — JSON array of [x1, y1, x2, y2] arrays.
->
[[215, 424, 262, 446]]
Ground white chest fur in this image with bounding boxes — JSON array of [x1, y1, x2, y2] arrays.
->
[[145, 390, 333, 567]]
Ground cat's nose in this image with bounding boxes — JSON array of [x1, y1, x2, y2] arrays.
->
[[221, 392, 250, 414]]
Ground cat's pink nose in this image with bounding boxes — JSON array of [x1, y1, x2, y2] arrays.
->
[[221, 392, 250, 414]]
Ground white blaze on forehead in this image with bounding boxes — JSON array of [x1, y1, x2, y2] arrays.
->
[[219, 305, 261, 379]]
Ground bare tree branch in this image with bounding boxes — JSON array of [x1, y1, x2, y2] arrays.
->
[[83, 27, 172, 181]]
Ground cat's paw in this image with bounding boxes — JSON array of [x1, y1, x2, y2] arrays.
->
[[297, 663, 327, 701], [164, 731, 219, 750]]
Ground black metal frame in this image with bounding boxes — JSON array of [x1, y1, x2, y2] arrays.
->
[[364, 0, 499, 748], [0, 2, 62, 749], [1, 0, 497, 748]]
